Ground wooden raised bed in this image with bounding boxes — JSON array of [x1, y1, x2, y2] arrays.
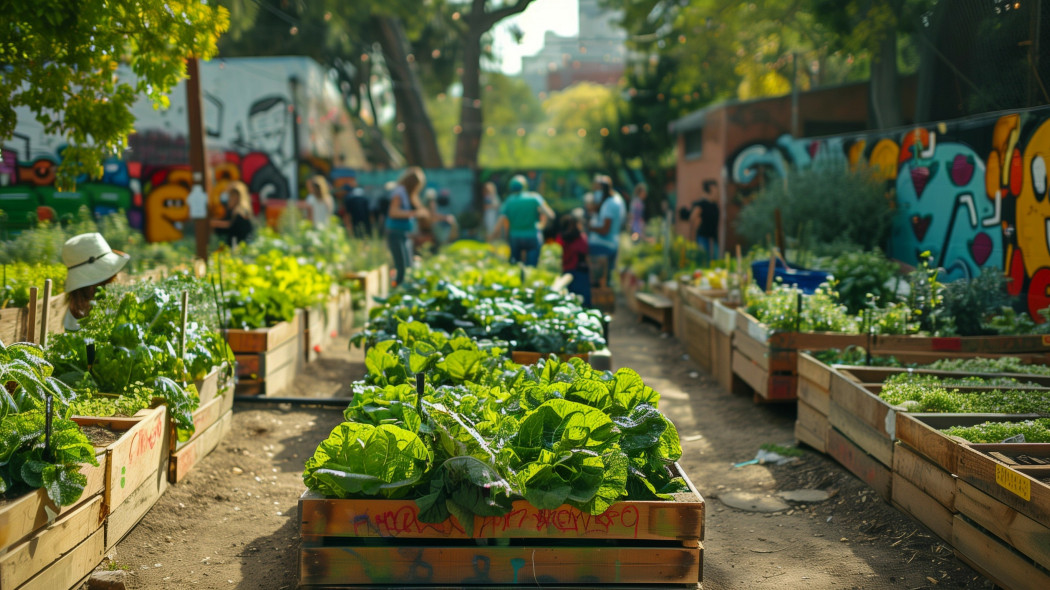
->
[[952, 511, 1050, 590], [169, 377, 236, 483], [895, 413, 1044, 477], [710, 300, 737, 392], [511, 348, 613, 372], [678, 286, 727, 375], [74, 406, 171, 551], [302, 303, 327, 364], [955, 478, 1050, 574], [0, 293, 67, 345], [872, 333, 1050, 359], [344, 264, 388, 316], [227, 310, 302, 397], [891, 442, 958, 543], [956, 443, 1050, 532], [731, 311, 866, 403], [795, 353, 832, 453], [298, 463, 704, 588]]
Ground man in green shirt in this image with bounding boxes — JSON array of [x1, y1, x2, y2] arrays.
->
[[489, 174, 555, 266]]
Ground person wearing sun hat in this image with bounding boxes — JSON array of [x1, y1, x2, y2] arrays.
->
[[62, 233, 130, 331]]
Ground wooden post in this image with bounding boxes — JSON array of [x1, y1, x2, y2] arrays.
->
[[27, 286, 38, 344], [39, 279, 52, 348], [179, 290, 190, 360], [186, 57, 212, 262], [765, 251, 777, 293]]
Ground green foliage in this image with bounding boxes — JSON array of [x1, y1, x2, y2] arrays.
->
[[745, 282, 858, 333], [1, 1, 229, 188], [736, 166, 893, 252], [941, 419, 1050, 443], [214, 251, 333, 329], [936, 268, 1012, 336], [0, 263, 68, 308], [879, 373, 1050, 414], [303, 422, 432, 499], [926, 357, 1050, 376], [827, 249, 900, 314], [0, 340, 97, 506]]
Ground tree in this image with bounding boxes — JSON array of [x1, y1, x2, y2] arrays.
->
[[0, 0, 229, 188], [451, 0, 536, 169]]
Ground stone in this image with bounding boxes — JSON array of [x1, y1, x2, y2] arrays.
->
[[778, 489, 831, 503], [88, 570, 128, 590], [718, 491, 790, 513]]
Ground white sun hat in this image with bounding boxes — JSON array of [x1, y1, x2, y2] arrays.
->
[[62, 233, 130, 292]]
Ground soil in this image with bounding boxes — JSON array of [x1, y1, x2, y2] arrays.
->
[[95, 305, 994, 589]]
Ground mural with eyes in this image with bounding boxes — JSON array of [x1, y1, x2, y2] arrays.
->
[[1012, 119, 1050, 317]]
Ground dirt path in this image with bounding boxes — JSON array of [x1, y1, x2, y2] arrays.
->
[[102, 308, 992, 589]]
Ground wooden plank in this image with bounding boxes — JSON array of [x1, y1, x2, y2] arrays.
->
[[510, 351, 590, 366], [0, 306, 25, 345], [891, 474, 953, 542], [169, 410, 234, 483], [172, 386, 235, 452], [0, 451, 105, 550], [105, 466, 168, 551], [731, 350, 767, 397], [952, 515, 1050, 590], [711, 329, 733, 392], [827, 428, 892, 501], [797, 353, 832, 391], [17, 527, 104, 590], [193, 366, 220, 408], [682, 307, 713, 372], [956, 443, 1050, 529], [222, 310, 301, 353], [892, 442, 958, 511], [875, 333, 1050, 355], [299, 494, 704, 542], [797, 377, 830, 416], [299, 545, 700, 587], [830, 371, 893, 439], [795, 399, 828, 453], [106, 406, 168, 510], [828, 401, 894, 467], [732, 329, 769, 372], [956, 481, 1050, 571], [0, 495, 104, 589], [763, 374, 798, 402]]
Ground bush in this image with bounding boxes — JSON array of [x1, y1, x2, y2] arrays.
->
[[735, 166, 893, 252]]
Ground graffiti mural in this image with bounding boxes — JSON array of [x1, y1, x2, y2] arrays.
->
[[724, 106, 1050, 320], [1, 56, 361, 242]]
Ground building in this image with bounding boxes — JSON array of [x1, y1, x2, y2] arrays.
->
[[520, 0, 626, 96]]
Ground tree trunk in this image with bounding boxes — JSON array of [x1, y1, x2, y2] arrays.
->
[[454, 30, 484, 168], [374, 16, 444, 168], [869, 25, 902, 129]]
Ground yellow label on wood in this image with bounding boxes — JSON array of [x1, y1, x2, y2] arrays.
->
[[1042, 334, 1050, 347], [996, 463, 1031, 501]]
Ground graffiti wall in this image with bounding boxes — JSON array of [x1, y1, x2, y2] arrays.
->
[[725, 106, 1050, 319], [1, 56, 363, 242]]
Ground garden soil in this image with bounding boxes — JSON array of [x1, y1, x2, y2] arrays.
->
[[93, 305, 993, 589]]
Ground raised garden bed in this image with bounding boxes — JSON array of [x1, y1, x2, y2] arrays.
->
[[227, 310, 303, 397], [731, 311, 866, 402], [510, 348, 613, 372], [298, 463, 704, 588], [168, 370, 235, 483]]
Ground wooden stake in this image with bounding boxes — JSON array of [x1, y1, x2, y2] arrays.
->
[[765, 250, 777, 293], [40, 279, 52, 348], [179, 290, 190, 360], [27, 286, 38, 344]]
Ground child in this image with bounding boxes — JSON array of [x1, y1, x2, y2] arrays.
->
[[556, 211, 591, 307]]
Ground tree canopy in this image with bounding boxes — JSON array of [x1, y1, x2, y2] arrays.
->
[[1, 0, 229, 188]]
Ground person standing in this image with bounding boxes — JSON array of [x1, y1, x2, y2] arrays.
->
[[62, 233, 130, 331], [341, 174, 372, 237], [688, 197, 720, 264], [629, 183, 647, 241], [588, 175, 626, 285], [304, 175, 335, 229], [481, 182, 501, 242], [385, 167, 429, 287], [489, 174, 554, 267]]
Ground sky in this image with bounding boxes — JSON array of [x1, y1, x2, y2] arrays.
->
[[491, 0, 580, 75]]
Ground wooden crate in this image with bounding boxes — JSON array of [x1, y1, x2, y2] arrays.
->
[[730, 311, 866, 403], [956, 443, 1050, 530], [895, 413, 1042, 476], [298, 464, 704, 588], [955, 480, 1050, 572], [234, 323, 302, 397], [952, 514, 1050, 590], [169, 409, 234, 483]]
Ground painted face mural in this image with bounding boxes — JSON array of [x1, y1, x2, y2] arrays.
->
[[890, 135, 1002, 281], [1013, 119, 1050, 317], [144, 168, 192, 243], [248, 96, 289, 157]]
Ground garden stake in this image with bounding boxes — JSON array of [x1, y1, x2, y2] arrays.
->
[[40, 279, 52, 348], [27, 286, 38, 344], [43, 393, 53, 462], [179, 290, 189, 361], [795, 291, 802, 333], [865, 309, 873, 366], [415, 372, 425, 418]]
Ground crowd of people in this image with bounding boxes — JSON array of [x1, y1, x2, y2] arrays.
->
[[202, 168, 721, 305]]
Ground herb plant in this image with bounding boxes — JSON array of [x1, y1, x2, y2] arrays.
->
[[941, 419, 1050, 443]]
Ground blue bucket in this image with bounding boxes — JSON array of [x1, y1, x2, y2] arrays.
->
[[751, 259, 831, 294]]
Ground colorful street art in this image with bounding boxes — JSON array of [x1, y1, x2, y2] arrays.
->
[[1, 57, 360, 242], [726, 107, 1050, 320]]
